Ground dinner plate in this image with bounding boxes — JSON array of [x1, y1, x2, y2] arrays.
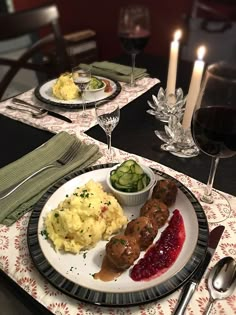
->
[[27, 163, 209, 307], [34, 76, 122, 109]]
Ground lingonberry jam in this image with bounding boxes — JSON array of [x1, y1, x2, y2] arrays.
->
[[130, 209, 185, 281]]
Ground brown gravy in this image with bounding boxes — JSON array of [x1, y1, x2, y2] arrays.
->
[[94, 256, 122, 282]]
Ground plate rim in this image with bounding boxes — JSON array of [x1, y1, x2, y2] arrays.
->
[[27, 163, 209, 307], [34, 76, 122, 109]]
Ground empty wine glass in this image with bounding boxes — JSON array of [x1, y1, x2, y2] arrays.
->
[[72, 66, 91, 116], [95, 103, 120, 161], [191, 61, 236, 223], [118, 4, 150, 91]]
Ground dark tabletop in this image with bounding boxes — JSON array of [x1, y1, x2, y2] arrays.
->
[[86, 54, 236, 196], [0, 54, 235, 315]]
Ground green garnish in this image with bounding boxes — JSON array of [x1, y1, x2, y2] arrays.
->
[[80, 189, 90, 198], [41, 229, 49, 239], [104, 201, 111, 206]]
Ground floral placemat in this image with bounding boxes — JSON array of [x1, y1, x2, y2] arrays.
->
[[0, 141, 235, 315], [0, 77, 160, 136]]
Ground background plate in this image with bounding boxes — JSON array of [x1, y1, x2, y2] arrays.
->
[[27, 163, 209, 307], [34, 76, 121, 109]]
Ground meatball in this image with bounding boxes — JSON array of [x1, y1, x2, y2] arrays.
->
[[106, 234, 140, 270], [152, 179, 178, 207], [140, 198, 169, 229], [125, 216, 158, 250]]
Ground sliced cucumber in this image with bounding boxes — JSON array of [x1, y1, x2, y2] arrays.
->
[[118, 173, 133, 185], [109, 159, 151, 192], [117, 165, 130, 173], [134, 163, 144, 175], [137, 179, 144, 191], [122, 160, 135, 168]]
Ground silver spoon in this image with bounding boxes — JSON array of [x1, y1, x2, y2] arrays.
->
[[205, 256, 236, 315], [6, 105, 48, 118]]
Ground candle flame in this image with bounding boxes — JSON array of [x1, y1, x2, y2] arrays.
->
[[174, 30, 182, 41], [197, 46, 206, 60]]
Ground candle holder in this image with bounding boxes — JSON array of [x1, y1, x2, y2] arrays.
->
[[154, 114, 200, 158], [146, 87, 186, 122]]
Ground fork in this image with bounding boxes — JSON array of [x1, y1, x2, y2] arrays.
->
[[0, 140, 81, 200]]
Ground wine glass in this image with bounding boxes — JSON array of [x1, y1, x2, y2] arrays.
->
[[72, 66, 91, 116], [191, 61, 236, 223], [118, 4, 150, 91], [95, 103, 120, 161]]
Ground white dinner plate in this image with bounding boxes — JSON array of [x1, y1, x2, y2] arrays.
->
[[34, 76, 121, 109], [27, 163, 209, 306]]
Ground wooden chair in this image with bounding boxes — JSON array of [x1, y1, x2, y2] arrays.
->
[[0, 3, 71, 100]]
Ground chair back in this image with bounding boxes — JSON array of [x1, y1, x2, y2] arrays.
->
[[0, 5, 60, 40], [0, 4, 69, 100]]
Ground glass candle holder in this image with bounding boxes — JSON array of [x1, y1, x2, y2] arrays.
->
[[147, 87, 186, 122], [155, 114, 200, 158]]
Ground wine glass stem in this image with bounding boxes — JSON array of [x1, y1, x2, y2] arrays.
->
[[107, 132, 112, 160], [81, 89, 86, 115], [202, 156, 220, 204], [130, 53, 136, 87]]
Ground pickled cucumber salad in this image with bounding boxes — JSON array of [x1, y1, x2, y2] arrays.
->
[[87, 77, 105, 90], [110, 160, 151, 192]]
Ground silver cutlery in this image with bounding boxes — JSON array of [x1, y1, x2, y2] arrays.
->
[[12, 98, 72, 123], [6, 105, 48, 118], [173, 225, 225, 315], [204, 256, 236, 315], [0, 140, 81, 200]]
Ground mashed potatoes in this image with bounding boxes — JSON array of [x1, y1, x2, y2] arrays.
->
[[52, 72, 79, 100], [44, 180, 128, 254]]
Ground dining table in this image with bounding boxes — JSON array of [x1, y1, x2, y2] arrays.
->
[[0, 54, 235, 315]]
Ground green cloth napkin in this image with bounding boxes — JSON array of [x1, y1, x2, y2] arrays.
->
[[79, 61, 148, 83], [0, 132, 102, 226]]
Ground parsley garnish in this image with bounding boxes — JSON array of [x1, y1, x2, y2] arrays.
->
[[80, 189, 89, 198], [112, 238, 127, 246], [41, 229, 49, 239]]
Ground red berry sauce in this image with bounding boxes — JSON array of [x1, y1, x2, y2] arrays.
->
[[130, 209, 185, 281]]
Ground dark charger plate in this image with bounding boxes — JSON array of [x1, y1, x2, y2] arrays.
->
[[27, 163, 209, 307]]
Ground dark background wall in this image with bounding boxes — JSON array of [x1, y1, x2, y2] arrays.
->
[[13, 0, 194, 60]]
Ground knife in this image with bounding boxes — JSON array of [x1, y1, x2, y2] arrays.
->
[[12, 98, 72, 123], [173, 225, 225, 315]]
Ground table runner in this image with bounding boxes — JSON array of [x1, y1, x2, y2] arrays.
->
[[0, 77, 235, 314]]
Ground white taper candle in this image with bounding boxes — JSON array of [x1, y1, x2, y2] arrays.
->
[[182, 46, 206, 129], [166, 30, 182, 97]]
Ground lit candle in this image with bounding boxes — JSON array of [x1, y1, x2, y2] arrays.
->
[[166, 30, 182, 97], [182, 46, 206, 129]]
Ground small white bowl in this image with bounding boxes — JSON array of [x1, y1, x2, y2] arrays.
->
[[84, 80, 106, 101], [106, 163, 156, 206]]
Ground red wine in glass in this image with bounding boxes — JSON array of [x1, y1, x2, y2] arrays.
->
[[119, 30, 150, 55], [191, 62, 236, 223], [192, 106, 236, 159], [118, 5, 150, 90]]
